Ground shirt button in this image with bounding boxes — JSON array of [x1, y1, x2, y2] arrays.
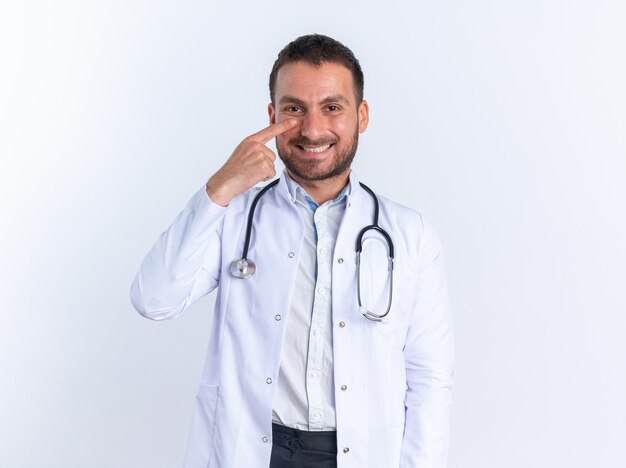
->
[[312, 329, 319, 336], [288, 252, 294, 258], [275, 314, 282, 321], [339, 321, 346, 328], [313, 411, 321, 420], [341, 385, 347, 391], [262, 436, 269, 443], [319, 247, 326, 254], [317, 287, 326, 295], [266, 378, 272, 384], [337, 258, 344, 264], [343, 447, 350, 453]]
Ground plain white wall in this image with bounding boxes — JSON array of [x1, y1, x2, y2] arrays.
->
[[1, 1, 625, 467]]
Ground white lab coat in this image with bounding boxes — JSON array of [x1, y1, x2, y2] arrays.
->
[[130, 172, 454, 468]]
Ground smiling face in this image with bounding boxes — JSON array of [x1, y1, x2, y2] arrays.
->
[[269, 61, 369, 183]]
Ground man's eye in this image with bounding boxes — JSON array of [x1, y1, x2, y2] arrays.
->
[[327, 105, 339, 111], [285, 106, 302, 112]]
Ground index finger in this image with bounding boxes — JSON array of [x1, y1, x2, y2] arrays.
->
[[250, 119, 298, 144]]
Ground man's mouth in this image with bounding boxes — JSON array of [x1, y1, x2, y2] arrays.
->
[[296, 143, 333, 153]]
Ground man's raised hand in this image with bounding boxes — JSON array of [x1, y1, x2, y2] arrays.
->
[[205, 119, 297, 206]]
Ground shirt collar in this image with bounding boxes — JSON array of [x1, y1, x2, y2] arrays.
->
[[283, 170, 352, 212]]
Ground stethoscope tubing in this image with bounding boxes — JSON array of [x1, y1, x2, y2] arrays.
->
[[240, 179, 280, 261]]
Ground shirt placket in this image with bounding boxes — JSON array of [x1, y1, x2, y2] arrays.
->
[[306, 202, 334, 430]]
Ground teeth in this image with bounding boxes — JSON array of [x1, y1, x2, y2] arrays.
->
[[302, 144, 331, 153]]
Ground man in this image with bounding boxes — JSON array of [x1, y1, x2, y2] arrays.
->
[[131, 34, 454, 468]]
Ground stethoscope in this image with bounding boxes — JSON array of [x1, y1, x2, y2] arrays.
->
[[229, 179, 395, 322]]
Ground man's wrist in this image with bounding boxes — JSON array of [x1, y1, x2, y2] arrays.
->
[[205, 181, 234, 207]]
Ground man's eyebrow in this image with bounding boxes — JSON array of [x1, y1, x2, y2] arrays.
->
[[320, 95, 351, 105], [278, 95, 352, 106], [278, 96, 307, 106]]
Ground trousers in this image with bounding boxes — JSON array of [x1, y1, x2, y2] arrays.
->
[[269, 423, 338, 468]]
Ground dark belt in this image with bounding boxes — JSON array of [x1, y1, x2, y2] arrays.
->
[[269, 423, 337, 468]]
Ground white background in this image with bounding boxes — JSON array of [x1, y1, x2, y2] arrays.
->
[[1, 1, 625, 467]]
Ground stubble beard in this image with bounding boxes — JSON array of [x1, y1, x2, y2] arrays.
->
[[276, 128, 359, 182]]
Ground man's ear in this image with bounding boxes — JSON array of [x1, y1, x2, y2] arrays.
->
[[358, 99, 369, 133], [268, 103, 276, 125]]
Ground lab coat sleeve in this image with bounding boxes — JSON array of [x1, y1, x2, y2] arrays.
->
[[400, 216, 454, 468], [130, 186, 227, 320]]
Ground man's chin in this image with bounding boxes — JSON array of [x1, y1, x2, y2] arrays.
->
[[284, 162, 351, 182], [284, 164, 328, 182]]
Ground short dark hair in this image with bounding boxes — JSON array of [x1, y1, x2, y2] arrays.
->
[[269, 34, 364, 105]]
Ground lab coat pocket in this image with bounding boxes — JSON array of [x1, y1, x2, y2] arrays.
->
[[184, 384, 220, 467]]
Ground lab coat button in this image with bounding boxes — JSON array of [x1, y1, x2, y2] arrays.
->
[[288, 252, 294, 258], [343, 447, 350, 453], [337, 258, 344, 264], [339, 321, 346, 328], [266, 378, 272, 384], [341, 385, 347, 391], [262, 436, 269, 443], [275, 314, 282, 321]]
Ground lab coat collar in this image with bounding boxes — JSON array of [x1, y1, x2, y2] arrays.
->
[[279, 169, 362, 207]]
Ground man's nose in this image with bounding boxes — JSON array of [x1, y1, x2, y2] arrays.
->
[[300, 111, 325, 140]]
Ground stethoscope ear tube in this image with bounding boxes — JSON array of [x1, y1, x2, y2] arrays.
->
[[355, 225, 395, 258], [356, 232, 395, 322], [355, 182, 395, 322]]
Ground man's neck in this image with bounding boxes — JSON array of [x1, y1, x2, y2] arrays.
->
[[286, 169, 351, 206]]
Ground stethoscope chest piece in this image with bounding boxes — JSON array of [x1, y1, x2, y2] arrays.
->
[[230, 258, 256, 279]]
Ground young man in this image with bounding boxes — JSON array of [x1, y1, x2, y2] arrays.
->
[[131, 34, 454, 468]]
